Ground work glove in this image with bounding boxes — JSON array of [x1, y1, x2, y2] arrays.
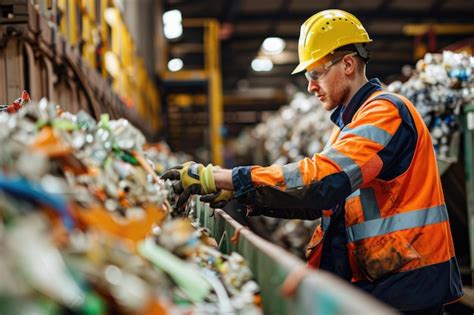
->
[[200, 189, 235, 209], [161, 162, 217, 208]]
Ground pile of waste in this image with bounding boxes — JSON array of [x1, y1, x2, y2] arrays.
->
[[388, 51, 474, 159], [144, 142, 191, 175], [234, 92, 332, 165], [0, 95, 261, 314]]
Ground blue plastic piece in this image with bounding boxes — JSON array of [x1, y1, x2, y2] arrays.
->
[[0, 173, 74, 230]]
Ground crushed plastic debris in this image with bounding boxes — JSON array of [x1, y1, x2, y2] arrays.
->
[[0, 95, 262, 315]]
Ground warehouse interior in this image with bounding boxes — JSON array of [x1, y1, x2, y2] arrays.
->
[[162, 0, 474, 153], [0, 0, 474, 314]]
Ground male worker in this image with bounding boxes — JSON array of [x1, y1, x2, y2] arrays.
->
[[162, 9, 463, 314]]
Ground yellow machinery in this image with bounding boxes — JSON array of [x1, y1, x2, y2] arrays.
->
[[161, 19, 224, 165], [0, 0, 162, 133]]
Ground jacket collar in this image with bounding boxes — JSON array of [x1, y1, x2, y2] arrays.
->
[[330, 78, 383, 129]]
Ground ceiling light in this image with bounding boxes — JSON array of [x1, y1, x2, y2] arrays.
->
[[168, 58, 183, 72], [163, 10, 182, 25], [251, 57, 273, 72], [164, 23, 183, 39], [262, 37, 286, 55]]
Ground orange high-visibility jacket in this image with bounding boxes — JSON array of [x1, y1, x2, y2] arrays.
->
[[232, 79, 463, 310]]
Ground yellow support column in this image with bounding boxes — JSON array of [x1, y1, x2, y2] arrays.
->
[[205, 19, 223, 166], [68, 0, 79, 46], [58, 0, 67, 36], [100, 0, 109, 78], [82, 0, 96, 68]]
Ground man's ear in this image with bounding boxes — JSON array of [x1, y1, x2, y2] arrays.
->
[[343, 55, 356, 75]]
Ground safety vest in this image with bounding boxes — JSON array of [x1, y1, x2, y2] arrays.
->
[[307, 91, 458, 284]]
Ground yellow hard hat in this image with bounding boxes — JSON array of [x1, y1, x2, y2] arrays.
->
[[292, 9, 372, 74]]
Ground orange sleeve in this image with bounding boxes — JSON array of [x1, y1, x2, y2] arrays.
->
[[249, 99, 401, 192]]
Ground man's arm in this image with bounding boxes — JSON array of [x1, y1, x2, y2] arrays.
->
[[231, 99, 403, 210], [213, 167, 321, 220], [213, 168, 234, 190]]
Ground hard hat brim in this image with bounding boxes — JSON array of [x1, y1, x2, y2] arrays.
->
[[291, 60, 314, 75]]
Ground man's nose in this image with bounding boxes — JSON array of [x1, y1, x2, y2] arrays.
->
[[307, 79, 320, 94]]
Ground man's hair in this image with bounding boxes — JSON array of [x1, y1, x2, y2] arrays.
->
[[333, 43, 369, 74], [334, 43, 370, 64]]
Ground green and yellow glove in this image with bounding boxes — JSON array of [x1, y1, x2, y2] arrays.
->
[[200, 190, 235, 209], [161, 162, 217, 208]]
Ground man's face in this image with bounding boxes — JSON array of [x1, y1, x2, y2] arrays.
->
[[306, 54, 351, 111]]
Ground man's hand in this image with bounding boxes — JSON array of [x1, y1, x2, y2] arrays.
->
[[161, 162, 217, 208], [200, 190, 235, 209]]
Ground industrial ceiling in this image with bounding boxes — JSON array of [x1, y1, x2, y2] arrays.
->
[[163, 0, 474, 91], [160, 0, 474, 155]]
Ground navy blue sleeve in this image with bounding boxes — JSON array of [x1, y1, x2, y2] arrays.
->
[[232, 166, 256, 203], [232, 164, 351, 219], [374, 94, 418, 180]]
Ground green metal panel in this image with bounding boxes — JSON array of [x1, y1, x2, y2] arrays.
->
[[240, 234, 290, 314], [464, 104, 474, 113], [194, 201, 397, 315]]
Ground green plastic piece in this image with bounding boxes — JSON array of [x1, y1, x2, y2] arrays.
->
[[120, 151, 138, 165], [138, 238, 211, 303], [38, 297, 61, 315], [35, 119, 48, 128], [80, 292, 106, 315], [52, 119, 77, 131], [113, 148, 138, 165], [98, 114, 110, 129]]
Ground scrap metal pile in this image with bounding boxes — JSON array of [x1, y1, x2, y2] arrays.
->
[[235, 92, 332, 166], [388, 51, 474, 159], [0, 95, 261, 315]]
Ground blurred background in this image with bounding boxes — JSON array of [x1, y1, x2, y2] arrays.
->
[[1, 0, 474, 314]]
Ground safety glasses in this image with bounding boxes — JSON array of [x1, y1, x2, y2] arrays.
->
[[305, 52, 358, 82]]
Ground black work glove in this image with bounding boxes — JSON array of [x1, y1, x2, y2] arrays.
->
[[161, 161, 216, 209], [200, 189, 235, 209]]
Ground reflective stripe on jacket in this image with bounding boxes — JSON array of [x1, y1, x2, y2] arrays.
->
[[231, 81, 463, 309]]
